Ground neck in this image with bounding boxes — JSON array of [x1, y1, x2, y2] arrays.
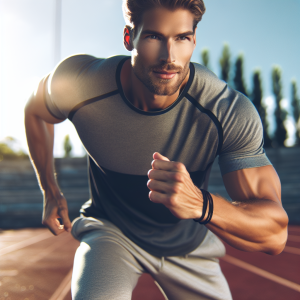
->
[[121, 59, 189, 112]]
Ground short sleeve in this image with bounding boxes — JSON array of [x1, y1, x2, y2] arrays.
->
[[44, 54, 103, 119], [218, 89, 271, 176], [44, 75, 66, 119]]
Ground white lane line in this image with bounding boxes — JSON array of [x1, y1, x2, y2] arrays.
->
[[0, 237, 68, 279], [221, 255, 300, 293], [288, 235, 300, 242], [0, 232, 53, 256], [283, 246, 300, 255], [49, 268, 73, 300], [28, 233, 73, 264], [29, 237, 66, 263]]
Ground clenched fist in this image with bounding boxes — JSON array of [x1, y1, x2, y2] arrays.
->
[[147, 152, 203, 220]]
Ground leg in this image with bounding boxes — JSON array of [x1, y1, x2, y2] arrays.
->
[[71, 219, 143, 300], [151, 230, 232, 300]]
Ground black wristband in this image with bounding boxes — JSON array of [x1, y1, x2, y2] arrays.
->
[[195, 189, 208, 222], [193, 189, 214, 224]]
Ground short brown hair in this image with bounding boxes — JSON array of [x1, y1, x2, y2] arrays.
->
[[123, 0, 206, 37]]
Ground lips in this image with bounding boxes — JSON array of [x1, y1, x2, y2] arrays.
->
[[153, 70, 177, 79]]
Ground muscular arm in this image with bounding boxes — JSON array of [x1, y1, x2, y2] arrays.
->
[[206, 165, 288, 255], [147, 153, 288, 255], [24, 76, 71, 235]]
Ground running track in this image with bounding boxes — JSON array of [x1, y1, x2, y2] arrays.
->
[[0, 226, 299, 300]]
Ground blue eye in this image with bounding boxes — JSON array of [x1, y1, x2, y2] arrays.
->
[[179, 36, 189, 41]]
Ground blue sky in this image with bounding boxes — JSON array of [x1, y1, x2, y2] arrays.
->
[[0, 0, 299, 156]]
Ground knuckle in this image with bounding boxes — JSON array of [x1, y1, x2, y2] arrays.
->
[[147, 179, 153, 189], [173, 162, 182, 170], [168, 194, 178, 207], [173, 172, 184, 182], [172, 162, 180, 169], [149, 191, 155, 201], [147, 169, 153, 178], [171, 183, 181, 194], [176, 162, 185, 171], [149, 191, 158, 202], [151, 160, 156, 168]]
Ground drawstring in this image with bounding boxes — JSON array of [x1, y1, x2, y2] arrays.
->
[[159, 256, 165, 271]]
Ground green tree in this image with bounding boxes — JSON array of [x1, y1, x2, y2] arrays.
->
[[0, 137, 28, 161], [233, 54, 248, 96], [291, 79, 300, 146], [272, 66, 288, 147], [219, 43, 231, 83], [251, 70, 272, 147], [201, 48, 210, 69], [63, 134, 72, 157]]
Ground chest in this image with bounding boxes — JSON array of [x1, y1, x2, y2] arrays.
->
[[72, 96, 219, 175]]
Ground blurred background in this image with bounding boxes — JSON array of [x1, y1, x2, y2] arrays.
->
[[0, 1, 299, 299], [0, 0, 299, 157]]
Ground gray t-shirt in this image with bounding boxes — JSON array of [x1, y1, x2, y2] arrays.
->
[[45, 54, 271, 257]]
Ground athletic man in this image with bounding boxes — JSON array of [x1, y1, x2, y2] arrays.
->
[[25, 0, 288, 299]]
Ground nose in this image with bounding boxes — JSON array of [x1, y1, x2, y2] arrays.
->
[[159, 40, 175, 64]]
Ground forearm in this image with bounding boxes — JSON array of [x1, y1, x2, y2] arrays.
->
[[206, 194, 288, 255], [148, 154, 288, 255], [24, 79, 71, 234], [25, 112, 60, 197]]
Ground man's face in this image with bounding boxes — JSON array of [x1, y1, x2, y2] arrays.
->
[[130, 7, 196, 96]]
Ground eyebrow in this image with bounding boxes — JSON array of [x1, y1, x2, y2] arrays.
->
[[141, 30, 194, 37]]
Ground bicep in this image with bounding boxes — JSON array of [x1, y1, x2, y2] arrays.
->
[[222, 165, 281, 205], [25, 76, 66, 124]]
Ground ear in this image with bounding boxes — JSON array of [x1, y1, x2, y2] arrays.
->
[[123, 26, 133, 51], [193, 27, 197, 49]]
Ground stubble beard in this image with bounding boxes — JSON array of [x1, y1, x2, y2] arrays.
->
[[132, 59, 190, 96]]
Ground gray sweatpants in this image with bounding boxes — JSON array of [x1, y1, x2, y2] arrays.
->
[[71, 217, 232, 300]]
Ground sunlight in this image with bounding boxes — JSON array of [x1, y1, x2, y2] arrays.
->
[[284, 117, 296, 147]]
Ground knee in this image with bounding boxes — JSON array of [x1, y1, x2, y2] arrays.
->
[[71, 240, 141, 300]]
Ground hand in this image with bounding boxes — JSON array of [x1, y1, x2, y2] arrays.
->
[[147, 152, 203, 219], [42, 192, 72, 235]]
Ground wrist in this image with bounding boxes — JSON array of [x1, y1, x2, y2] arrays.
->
[[42, 183, 62, 200], [38, 171, 59, 193], [194, 187, 204, 219], [193, 189, 214, 224]]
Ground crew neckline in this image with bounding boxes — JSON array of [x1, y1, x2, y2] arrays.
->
[[115, 56, 195, 116]]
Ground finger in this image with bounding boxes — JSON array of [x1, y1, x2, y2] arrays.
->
[[152, 159, 186, 172], [148, 169, 184, 183], [54, 218, 65, 232], [148, 190, 168, 204], [43, 217, 66, 236], [147, 178, 180, 195], [59, 208, 72, 233], [153, 152, 170, 161], [56, 197, 72, 233], [42, 204, 64, 235]]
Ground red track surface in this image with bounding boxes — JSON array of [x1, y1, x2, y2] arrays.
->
[[0, 226, 299, 300]]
